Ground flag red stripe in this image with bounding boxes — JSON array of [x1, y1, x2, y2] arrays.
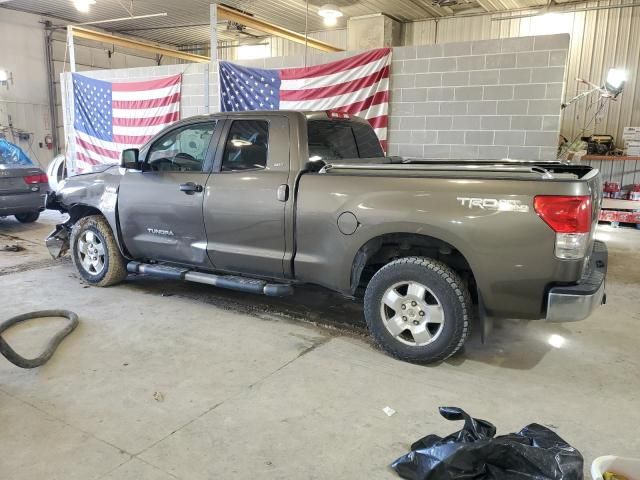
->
[[113, 112, 179, 127], [76, 137, 120, 159], [367, 115, 388, 129], [380, 139, 388, 152], [112, 92, 180, 109], [112, 74, 181, 92], [113, 134, 154, 145], [280, 48, 391, 80], [332, 91, 389, 115], [280, 65, 390, 101], [75, 151, 101, 166]]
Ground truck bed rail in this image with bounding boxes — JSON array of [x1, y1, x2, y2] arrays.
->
[[318, 162, 555, 178]]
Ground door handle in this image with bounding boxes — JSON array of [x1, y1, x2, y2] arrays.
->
[[179, 182, 203, 194], [277, 184, 289, 202]]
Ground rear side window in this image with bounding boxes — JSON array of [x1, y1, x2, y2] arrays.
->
[[307, 120, 383, 162], [352, 122, 385, 158], [222, 120, 269, 172]]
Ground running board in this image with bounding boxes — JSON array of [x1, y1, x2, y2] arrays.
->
[[127, 262, 294, 297]]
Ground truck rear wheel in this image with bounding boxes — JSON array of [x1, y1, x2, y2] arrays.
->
[[363, 256, 471, 363], [70, 215, 127, 287]]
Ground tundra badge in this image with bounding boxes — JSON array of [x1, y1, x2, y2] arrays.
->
[[147, 228, 175, 236]]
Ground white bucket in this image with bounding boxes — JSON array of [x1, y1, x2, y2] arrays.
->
[[591, 456, 640, 480]]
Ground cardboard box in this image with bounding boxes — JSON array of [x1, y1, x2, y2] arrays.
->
[[623, 127, 640, 142], [625, 140, 640, 155]]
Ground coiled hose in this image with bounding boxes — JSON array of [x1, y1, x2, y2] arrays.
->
[[0, 310, 78, 368]]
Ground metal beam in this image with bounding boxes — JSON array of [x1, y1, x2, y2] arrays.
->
[[67, 26, 76, 72], [216, 4, 343, 53], [44, 24, 60, 154], [70, 26, 210, 63], [72, 13, 168, 27], [492, 1, 640, 20]]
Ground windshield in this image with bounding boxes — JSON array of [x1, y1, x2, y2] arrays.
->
[[307, 119, 384, 163]]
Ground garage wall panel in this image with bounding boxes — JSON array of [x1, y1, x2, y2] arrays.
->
[[0, 8, 55, 167]]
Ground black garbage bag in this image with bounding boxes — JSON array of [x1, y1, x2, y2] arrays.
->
[[391, 407, 583, 480]]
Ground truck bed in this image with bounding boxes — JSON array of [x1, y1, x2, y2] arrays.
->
[[294, 159, 602, 320]]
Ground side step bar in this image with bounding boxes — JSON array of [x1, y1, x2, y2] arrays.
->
[[127, 262, 294, 297]]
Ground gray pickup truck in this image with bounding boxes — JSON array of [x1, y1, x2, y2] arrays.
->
[[46, 111, 607, 363]]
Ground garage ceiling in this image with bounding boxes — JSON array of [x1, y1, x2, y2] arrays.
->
[[2, 0, 584, 46]]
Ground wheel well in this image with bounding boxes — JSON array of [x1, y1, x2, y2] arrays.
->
[[351, 233, 477, 302], [68, 205, 103, 223]]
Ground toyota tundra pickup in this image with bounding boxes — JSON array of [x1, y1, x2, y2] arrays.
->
[[46, 111, 607, 363]]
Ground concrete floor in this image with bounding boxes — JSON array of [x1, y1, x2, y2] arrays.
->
[[1, 211, 639, 479]]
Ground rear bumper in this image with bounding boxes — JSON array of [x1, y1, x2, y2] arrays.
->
[[546, 240, 607, 322], [0, 191, 46, 216]]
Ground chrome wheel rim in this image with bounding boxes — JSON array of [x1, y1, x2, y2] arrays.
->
[[78, 230, 106, 276], [379, 281, 445, 346]]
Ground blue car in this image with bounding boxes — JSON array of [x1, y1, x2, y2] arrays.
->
[[0, 139, 48, 223]]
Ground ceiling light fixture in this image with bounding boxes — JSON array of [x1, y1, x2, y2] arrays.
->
[[73, 0, 96, 13], [318, 4, 343, 27]]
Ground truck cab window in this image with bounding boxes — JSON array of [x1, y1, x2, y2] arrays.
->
[[222, 120, 269, 172], [307, 120, 384, 162], [352, 122, 385, 158], [146, 123, 215, 172]]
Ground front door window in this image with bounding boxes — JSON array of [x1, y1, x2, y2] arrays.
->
[[221, 120, 269, 172], [147, 123, 216, 172]]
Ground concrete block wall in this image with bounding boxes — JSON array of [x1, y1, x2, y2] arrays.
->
[[388, 34, 569, 160]]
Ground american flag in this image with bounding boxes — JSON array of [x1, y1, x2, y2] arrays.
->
[[219, 48, 391, 151], [71, 73, 181, 173]]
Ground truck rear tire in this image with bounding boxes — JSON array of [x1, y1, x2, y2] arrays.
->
[[70, 215, 128, 287], [364, 256, 471, 363]]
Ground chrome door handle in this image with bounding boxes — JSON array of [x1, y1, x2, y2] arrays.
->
[[179, 182, 203, 194]]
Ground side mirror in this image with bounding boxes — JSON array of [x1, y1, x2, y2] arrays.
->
[[121, 148, 140, 170]]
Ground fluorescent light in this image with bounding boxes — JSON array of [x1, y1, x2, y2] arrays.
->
[[0, 69, 8, 82], [606, 68, 627, 90], [318, 4, 343, 27], [73, 0, 96, 13]]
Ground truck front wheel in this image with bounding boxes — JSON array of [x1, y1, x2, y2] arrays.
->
[[70, 215, 127, 287], [363, 257, 471, 363]]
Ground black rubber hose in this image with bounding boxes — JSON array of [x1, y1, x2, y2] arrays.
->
[[0, 310, 79, 369]]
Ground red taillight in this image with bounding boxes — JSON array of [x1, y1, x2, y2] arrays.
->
[[534, 195, 591, 233], [23, 174, 48, 185]]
